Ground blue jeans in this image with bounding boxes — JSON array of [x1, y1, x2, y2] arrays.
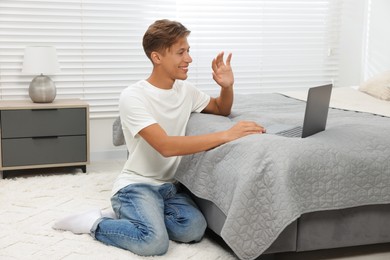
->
[[91, 183, 207, 256]]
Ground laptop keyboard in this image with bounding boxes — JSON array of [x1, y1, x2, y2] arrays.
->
[[275, 126, 303, 138]]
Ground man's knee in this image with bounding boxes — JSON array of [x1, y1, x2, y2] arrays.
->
[[169, 212, 207, 243], [189, 213, 207, 242], [124, 231, 170, 256]]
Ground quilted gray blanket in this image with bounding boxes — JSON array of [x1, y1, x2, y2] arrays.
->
[[175, 93, 390, 260]]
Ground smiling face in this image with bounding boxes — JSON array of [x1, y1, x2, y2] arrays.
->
[[159, 36, 192, 81], [148, 36, 193, 89]]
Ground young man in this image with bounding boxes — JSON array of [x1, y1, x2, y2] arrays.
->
[[53, 19, 265, 256]]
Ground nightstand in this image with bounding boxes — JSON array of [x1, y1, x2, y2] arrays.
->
[[0, 99, 89, 178]]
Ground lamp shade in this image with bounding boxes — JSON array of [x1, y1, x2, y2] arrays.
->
[[22, 46, 60, 75]]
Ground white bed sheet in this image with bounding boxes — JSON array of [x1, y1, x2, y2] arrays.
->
[[280, 86, 390, 117]]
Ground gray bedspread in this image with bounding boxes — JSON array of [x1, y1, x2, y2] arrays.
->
[[175, 93, 390, 260]]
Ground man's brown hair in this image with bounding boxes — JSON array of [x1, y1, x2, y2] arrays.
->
[[143, 19, 191, 61]]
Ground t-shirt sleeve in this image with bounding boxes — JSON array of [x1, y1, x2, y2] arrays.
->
[[187, 82, 211, 113], [119, 92, 156, 138]]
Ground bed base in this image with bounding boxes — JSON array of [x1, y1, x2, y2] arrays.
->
[[192, 195, 390, 259]]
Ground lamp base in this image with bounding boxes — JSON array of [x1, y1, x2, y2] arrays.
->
[[29, 75, 57, 103]]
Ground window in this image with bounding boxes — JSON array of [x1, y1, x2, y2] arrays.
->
[[0, 0, 342, 118], [177, 0, 341, 94]]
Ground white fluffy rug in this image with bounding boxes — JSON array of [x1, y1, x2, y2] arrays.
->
[[0, 160, 236, 260]]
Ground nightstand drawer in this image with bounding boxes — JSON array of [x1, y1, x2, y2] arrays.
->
[[1, 108, 86, 138], [1, 136, 87, 167]]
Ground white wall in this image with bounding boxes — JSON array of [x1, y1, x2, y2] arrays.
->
[[337, 0, 390, 85], [337, 0, 368, 87], [364, 0, 390, 78], [90, 118, 127, 161]]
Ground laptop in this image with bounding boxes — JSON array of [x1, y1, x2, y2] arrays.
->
[[268, 84, 333, 138]]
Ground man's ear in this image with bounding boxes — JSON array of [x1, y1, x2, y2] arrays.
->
[[151, 51, 162, 64]]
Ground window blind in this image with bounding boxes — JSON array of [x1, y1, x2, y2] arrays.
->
[[0, 0, 342, 118], [178, 0, 342, 94]]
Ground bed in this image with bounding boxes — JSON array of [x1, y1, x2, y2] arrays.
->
[[113, 85, 390, 260]]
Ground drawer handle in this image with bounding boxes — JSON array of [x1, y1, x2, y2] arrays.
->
[[32, 136, 59, 139], [31, 109, 58, 111]]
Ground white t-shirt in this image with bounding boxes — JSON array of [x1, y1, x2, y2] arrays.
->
[[112, 79, 210, 195]]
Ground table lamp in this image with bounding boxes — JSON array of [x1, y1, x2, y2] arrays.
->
[[22, 46, 60, 103]]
